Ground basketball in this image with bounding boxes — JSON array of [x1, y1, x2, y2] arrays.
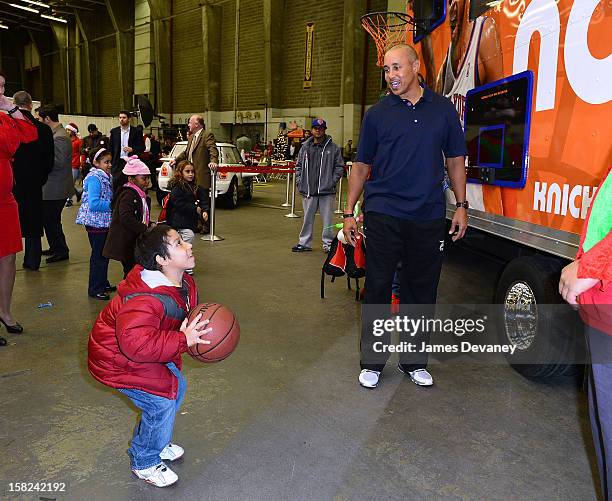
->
[[186, 303, 240, 363]]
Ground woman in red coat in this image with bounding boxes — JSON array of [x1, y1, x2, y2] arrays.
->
[[0, 71, 38, 345]]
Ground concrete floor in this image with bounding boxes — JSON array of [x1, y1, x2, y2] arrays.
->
[[0, 180, 599, 500]]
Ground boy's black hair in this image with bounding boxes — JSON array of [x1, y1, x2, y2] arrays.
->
[[134, 225, 172, 271]]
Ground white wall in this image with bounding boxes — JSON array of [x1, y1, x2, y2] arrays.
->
[[58, 115, 118, 137]]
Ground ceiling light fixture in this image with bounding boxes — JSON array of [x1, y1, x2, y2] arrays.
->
[[8, 3, 39, 13], [0, 23, 9, 29], [22, 0, 49, 7], [41, 14, 67, 23]]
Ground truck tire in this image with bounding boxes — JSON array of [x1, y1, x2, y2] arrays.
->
[[494, 255, 583, 379]]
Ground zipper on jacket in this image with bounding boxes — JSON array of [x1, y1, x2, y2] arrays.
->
[[317, 137, 331, 195], [305, 153, 310, 198]]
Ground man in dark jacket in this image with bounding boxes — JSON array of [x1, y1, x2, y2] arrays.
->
[[12, 92, 54, 271], [292, 118, 344, 253], [109, 111, 145, 191], [81, 123, 109, 175], [37, 105, 73, 263]]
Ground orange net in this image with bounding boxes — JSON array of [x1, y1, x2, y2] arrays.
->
[[360, 12, 416, 67]]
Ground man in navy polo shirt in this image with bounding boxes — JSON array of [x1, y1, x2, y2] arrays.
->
[[343, 44, 468, 389]]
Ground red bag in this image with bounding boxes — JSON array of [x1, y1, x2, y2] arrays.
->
[[157, 193, 171, 223]]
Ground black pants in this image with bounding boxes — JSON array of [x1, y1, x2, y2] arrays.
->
[[87, 230, 110, 296], [146, 161, 158, 191], [112, 159, 128, 193], [201, 188, 210, 233], [42, 199, 69, 257], [121, 258, 136, 278], [360, 212, 446, 372], [23, 236, 42, 270]]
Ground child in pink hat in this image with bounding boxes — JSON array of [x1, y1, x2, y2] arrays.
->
[[103, 156, 152, 276]]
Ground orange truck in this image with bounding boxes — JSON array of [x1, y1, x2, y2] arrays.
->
[[364, 0, 611, 377]]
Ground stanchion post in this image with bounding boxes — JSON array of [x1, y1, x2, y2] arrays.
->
[[285, 169, 300, 218], [335, 175, 343, 214], [281, 168, 291, 207], [201, 169, 224, 242]]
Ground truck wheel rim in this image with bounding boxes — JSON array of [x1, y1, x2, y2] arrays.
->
[[233, 184, 238, 205], [503, 281, 538, 351]]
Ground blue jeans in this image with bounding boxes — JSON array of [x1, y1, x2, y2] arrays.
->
[[587, 326, 612, 500], [118, 362, 186, 470]]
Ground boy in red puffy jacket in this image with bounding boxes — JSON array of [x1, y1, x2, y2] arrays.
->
[[88, 224, 210, 487]]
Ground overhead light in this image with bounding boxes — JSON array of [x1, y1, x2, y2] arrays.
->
[[8, 3, 39, 13], [22, 0, 50, 7], [41, 14, 67, 23], [0, 23, 9, 29]]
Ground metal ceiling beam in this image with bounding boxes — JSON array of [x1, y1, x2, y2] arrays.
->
[[0, 10, 52, 27], [74, 10, 94, 113], [63, 3, 94, 11]]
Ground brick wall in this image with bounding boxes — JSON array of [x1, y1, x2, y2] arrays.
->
[[51, 53, 65, 106], [236, 0, 265, 110], [280, 1, 344, 109], [96, 37, 121, 116], [220, 1, 236, 112], [171, 0, 205, 113], [365, 0, 387, 105]]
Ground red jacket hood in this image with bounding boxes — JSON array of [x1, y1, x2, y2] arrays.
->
[[117, 264, 197, 308]]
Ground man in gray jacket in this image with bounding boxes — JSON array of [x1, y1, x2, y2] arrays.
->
[[292, 119, 344, 252], [37, 105, 73, 263]]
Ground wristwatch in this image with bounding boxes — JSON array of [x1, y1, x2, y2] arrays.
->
[[455, 201, 469, 209], [342, 213, 355, 219]]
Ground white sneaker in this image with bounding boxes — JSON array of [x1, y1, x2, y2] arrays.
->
[[398, 365, 434, 386], [359, 369, 381, 388], [160, 443, 184, 461], [132, 462, 178, 487]]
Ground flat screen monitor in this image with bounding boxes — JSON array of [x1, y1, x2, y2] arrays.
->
[[464, 70, 533, 189]]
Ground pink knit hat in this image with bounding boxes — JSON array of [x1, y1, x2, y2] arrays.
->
[[122, 156, 150, 176]]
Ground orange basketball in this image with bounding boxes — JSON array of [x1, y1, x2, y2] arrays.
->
[[186, 303, 240, 363]]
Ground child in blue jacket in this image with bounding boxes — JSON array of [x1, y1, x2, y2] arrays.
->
[[76, 147, 115, 300]]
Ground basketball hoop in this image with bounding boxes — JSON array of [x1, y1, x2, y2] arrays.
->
[[360, 11, 417, 67]]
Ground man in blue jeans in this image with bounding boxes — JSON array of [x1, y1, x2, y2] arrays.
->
[[343, 44, 468, 389], [88, 225, 211, 487]]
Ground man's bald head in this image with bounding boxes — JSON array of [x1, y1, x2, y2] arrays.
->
[[385, 44, 419, 63], [383, 43, 421, 99], [188, 114, 205, 134]]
